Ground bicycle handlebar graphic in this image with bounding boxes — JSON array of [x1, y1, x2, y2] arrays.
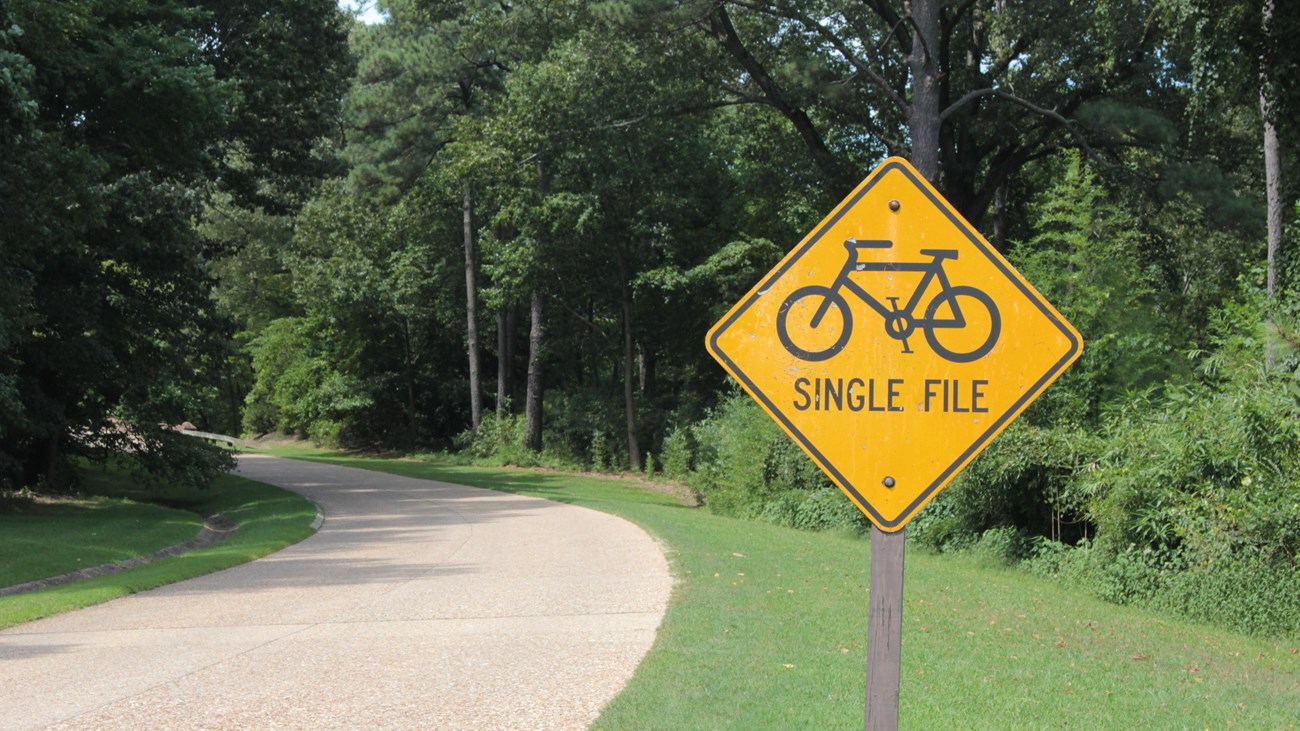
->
[[776, 238, 1001, 363]]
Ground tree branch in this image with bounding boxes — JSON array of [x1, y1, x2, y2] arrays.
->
[[732, 1, 909, 114], [591, 98, 769, 132], [703, 4, 850, 186], [969, 143, 1055, 224], [558, 300, 615, 347], [858, 0, 911, 54], [944, 0, 979, 29], [939, 88, 1092, 156], [903, 13, 936, 68], [985, 34, 1031, 80]]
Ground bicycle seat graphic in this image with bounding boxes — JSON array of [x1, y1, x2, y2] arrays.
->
[[776, 238, 1001, 363]]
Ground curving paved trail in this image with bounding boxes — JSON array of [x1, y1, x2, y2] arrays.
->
[[0, 455, 672, 730]]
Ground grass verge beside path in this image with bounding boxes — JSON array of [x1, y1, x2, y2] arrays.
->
[[269, 447, 1300, 730], [0, 469, 318, 629], [0, 498, 201, 588]]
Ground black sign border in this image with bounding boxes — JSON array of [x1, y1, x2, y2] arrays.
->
[[707, 159, 1082, 531]]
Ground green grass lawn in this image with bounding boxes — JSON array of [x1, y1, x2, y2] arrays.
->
[[0, 467, 319, 629], [0, 496, 201, 587], [266, 447, 1300, 730]]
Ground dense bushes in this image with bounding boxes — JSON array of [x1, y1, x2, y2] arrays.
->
[[664, 323, 1300, 636], [907, 423, 1100, 551], [1055, 368, 1300, 635], [242, 318, 372, 444], [914, 356, 1300, 636], [685, 392, 866, 533], [114, 429, 238, 495]]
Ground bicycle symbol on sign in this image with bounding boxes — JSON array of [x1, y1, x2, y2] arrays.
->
[[776, 238, 1001, 363]]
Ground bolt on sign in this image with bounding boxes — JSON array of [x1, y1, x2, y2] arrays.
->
[[706, 157, 1082, 532]]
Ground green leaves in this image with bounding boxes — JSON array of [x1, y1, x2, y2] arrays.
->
[[243, 317, 372, 441], [0, 0, 352, 488], [203, 0, 355, 212]]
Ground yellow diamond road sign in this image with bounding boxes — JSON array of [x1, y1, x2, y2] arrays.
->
[[706, 157, 1082, 532]]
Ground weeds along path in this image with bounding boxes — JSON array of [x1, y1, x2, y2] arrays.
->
[[0, 454, 671, 730]]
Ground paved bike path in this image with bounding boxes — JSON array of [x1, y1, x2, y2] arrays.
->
[[0, 455, 672, 730]]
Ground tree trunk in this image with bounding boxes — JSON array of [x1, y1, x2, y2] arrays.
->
[[463, 187, 482, 431], [639, 343, 657, 401], [584, 297, 597, 387], [908, 0, 942, 182], [21, 433, 61, 490], [1261, 0, 1282, 368], [224, 363, 243, 436], [992, 183, 1009, 252], [401, 318, 418, 440], [505, 308, 516, 404], [1263, 119, 1281, 307], [523, 158, 552, 452], [524, 290, 544, 452], [496, 308, 509, 416], [618, 252, 641, 472]]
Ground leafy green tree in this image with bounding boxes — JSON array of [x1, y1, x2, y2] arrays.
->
[[639, 0, 1182, 217], [0, 0, 352, 488], [0, 0, 230, 487], [279, 180, 466, 443], [200, 0, 354, 212], [344, 0, 527, 432], [466, 17, 740, 468], [1013, 154, 1180, 425], [243, 318, 347, 440], [1166, 0, 1300, 364]]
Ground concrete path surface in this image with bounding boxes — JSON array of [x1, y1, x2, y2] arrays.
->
[[0, 455, 672, 730]]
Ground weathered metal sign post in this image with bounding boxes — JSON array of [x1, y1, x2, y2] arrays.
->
[[706, 157, 1082, 729]]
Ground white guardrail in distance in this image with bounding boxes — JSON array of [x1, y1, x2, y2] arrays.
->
[[179, 429, 250, 448]]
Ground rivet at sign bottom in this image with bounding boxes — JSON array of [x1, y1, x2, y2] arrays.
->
[[882, 476, 896, 488], [888, 199, 901, 212]]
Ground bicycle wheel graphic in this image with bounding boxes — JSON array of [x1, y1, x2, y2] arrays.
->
[[777, 285, 853, 362], [923, 286, 1000, 363]]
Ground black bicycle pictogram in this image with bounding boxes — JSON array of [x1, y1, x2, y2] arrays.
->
[[776, 238, 1001, 363]]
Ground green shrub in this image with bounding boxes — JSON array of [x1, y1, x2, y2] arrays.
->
[[792, 489, 868, 534], [242, 317, 371, 444], [1089, 544, 1172, 606], [688, 392, 835, 518], [1156, 546, 1300, 636], [758, 490, 804, 528], [1026, 539, 1171, 607], [242, 398, 279, 436], [455, 412, 540, 467], [908, 490, 975, 553], [1027, 535, 1300, 636], [590, 430, 612, 471], [1025, 536, 1083, 579], [971, 526, 1033, 567], [690, 392, 785, 517], [1080, 375, 1300, 561], [660, 425, 696, 481], [761, 433, 831, 494], [538, 387, 625, 468], [914, 422, 1095, 551], [538, 428, 583, 467], [104, 427, 235, 493]]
